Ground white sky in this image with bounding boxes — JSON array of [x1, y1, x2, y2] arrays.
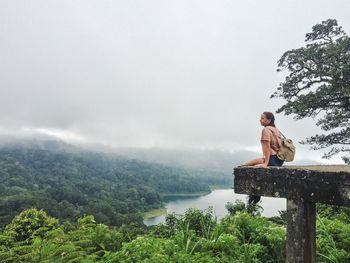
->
[[0, 0, 349, 163]]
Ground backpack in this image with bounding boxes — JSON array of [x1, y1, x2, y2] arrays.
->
[[277, 132, 296, 162], [267, 127, 296, 162]]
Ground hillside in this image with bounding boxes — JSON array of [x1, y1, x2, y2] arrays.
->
[[0, 139, 226, 228]]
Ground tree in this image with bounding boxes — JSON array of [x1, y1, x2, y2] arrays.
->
[[4, 208, 58, 243], [272, 19, 350, 163]]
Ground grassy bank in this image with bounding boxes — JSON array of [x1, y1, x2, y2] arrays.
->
[[142, 207, 167, 219], [209, 184, 232, 190], [160, 190, 211, 199], [160, 186, 231, 199]]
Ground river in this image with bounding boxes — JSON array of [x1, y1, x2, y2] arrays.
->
[[144, 189, 286, 226]]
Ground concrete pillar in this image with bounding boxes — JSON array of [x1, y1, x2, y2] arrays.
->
[[286, 199, 316, 263]]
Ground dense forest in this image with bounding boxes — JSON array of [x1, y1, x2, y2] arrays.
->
[[0, 139, 230, 228], [0, 202, 349, 262]]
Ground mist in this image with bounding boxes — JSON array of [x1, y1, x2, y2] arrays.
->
[[1, 0, 349, 163]]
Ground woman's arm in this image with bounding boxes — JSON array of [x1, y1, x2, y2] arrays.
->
[[260, 140, 271, 167]]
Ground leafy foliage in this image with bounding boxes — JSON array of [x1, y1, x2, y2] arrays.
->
[[0, 206, 349, 262], [317, 217, 350, 262], [4, 208, 58, 243], [272, 19, 350, 162], [317, 203, 350, 224], [226, 200, 263, 217]]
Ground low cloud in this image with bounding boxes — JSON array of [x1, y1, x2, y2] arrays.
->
[[0, 0, 349, 163]]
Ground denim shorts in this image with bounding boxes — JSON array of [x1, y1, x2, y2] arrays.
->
[[268, 155, 284, 166]]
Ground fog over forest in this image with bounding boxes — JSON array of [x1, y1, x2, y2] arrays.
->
[[1, 1, 349, 164]]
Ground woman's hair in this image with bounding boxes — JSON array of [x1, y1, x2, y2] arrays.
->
[[262, 111, 275, 127]]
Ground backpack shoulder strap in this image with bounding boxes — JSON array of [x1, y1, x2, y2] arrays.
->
[[279, 130, 287, 139]]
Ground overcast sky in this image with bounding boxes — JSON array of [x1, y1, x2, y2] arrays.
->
[[1, 0, 349, 163]]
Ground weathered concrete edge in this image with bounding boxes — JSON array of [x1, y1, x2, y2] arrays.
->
[[233, 166, 350, 206]]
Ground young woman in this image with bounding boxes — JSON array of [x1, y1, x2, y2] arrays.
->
[[244, 111, 284, 204]]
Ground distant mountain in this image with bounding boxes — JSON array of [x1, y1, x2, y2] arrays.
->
[[80, 144, 257, 173], [0, 139, 225, 228], [98, 146, 322, 169]]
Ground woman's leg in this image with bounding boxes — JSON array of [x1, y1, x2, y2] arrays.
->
[[244, 158, 264, 205], [244, 158, 264, 166]]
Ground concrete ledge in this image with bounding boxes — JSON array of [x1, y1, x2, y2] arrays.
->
[[233, 165, 350, 206]]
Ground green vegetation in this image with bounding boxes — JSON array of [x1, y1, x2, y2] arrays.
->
[[272, 19, 350, 163], [0, 139, 349, 262], [0, 203, 349, 262], [142, 208, 167, 220], [0, 141, 229, 228]]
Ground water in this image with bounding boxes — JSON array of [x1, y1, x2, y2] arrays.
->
[[144, 189, 286, 226]]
